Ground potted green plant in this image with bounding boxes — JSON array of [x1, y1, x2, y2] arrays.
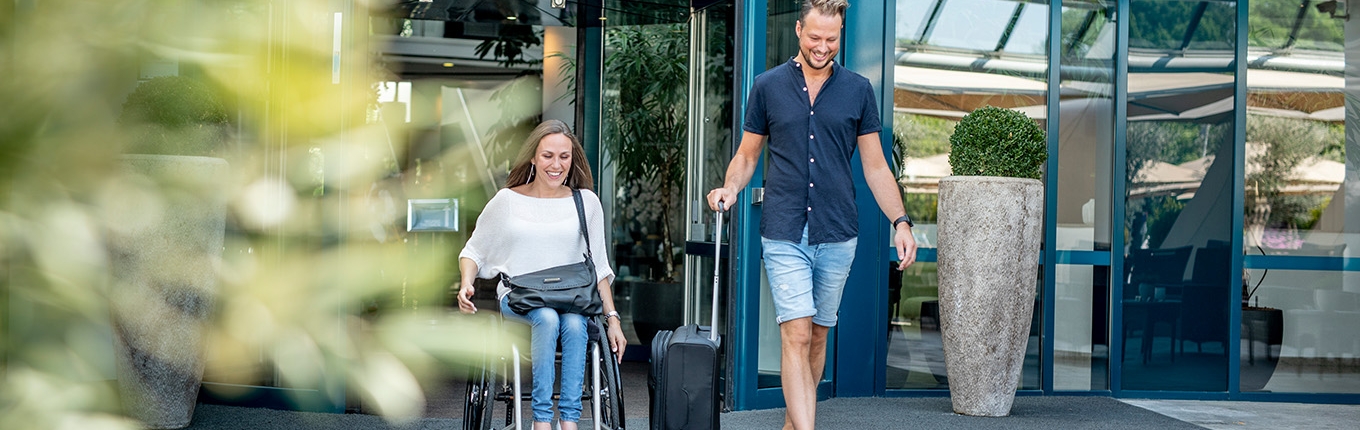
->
[[111, 75, 231, 429], [936, 105, 1047, 417]]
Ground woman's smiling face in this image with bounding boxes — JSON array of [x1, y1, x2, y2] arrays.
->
[[534, 132, 573, 186]]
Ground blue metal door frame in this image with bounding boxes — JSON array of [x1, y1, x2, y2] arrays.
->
[[728, 0, 898, 409]]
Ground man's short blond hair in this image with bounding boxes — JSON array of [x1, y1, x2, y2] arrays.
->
[[800, 0, 849, 21]]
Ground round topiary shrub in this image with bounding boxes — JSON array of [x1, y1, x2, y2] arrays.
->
[[119, 76, 229, 157], [947, 106, 1047, 180]]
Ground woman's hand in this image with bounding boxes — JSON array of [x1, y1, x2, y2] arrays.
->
[[606, 323, 627, 363], [457, 283, 477, 314]]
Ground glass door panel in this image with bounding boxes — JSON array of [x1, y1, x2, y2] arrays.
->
[[682, 4, 736, 328], [1120, 0, 1236, 392], [600, 13, 692, 350], [1242, 0, 1352, 393]]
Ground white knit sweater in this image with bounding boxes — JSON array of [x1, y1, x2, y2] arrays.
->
[[459, 188, 615, 299]]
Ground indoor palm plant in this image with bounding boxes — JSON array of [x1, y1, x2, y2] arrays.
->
[[112, 74, 231, 429], [936, 106, 1047, 417]]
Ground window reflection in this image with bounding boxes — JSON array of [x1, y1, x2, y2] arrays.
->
[[1121, 0, 1236, 393], [1245, 269, 1360, 392], [1129, 0, 1235, 51], [1057, 1, 1115, 252], [887, 262, 948, 388], [930, 0, 1026, 52], [1243, 0, 1351, 394], [1054, 264, 1111, 390]]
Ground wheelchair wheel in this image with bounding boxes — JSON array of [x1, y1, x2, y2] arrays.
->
[[463, 361, 495, 430], [596, 331, 626, 429]]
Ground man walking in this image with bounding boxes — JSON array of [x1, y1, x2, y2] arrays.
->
[[707, 1, 917, 428]]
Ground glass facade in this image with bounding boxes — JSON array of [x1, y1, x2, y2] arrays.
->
[[877, 0, 1357, 401]]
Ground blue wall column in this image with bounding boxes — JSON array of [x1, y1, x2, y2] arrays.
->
[[731, 0, 772, 411]]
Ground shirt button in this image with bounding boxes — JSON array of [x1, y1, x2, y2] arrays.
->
[[811, 111, 814, 115], [807, 207, 812, 212], [802, 87, 807, 92], [809, 183, 814, 188], [810, 158, 815, 163]]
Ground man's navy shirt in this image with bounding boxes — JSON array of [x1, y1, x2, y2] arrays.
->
[[744, 58, 881, 245]]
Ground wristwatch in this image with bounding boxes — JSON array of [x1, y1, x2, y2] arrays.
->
[[604, 311, 620, 321], [893, 214, 914, 229]]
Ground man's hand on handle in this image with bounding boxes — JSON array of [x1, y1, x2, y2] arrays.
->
[[707, 187, 736, 212]]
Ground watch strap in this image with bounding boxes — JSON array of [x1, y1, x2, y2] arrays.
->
[[893, 214, 914, 229]]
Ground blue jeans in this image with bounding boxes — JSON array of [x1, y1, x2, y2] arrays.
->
[[499, 297, 588, 423], [761, 225, 858, 326]]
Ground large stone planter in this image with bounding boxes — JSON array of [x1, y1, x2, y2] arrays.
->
[[936, 176, 1043, 417], [110, 155, 228, 429]]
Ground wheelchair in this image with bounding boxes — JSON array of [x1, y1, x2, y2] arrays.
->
[[463, 312, 626, 430]]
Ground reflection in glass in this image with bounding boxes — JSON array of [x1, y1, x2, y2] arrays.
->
[[1243, 0, 1349, 394], [1054, 264, 1111, 390], [1057, 1, 1115, 252], [930, 0, 1024, 52], [886, 263, 948, 389], [1250, 0, 1345, 51], [1129, 0, 1234, 51], [1245, 269, 1360, 393], [1243, 118, 1344, 256], [1121, 0, 1236, 393]]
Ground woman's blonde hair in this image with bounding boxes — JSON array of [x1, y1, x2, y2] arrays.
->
[[505, 119, 594, 191]]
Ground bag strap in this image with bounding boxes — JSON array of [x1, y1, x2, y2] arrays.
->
[[572, 188, 592, 260]]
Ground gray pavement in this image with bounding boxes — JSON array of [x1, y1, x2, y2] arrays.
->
[[1123, 399, 1360, 430], [184, 397, 1360, 429]]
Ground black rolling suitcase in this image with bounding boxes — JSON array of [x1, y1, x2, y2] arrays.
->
[[648, 205, 725, 430]]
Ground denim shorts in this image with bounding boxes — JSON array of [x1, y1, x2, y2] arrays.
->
[[760, 225, 858, 327]]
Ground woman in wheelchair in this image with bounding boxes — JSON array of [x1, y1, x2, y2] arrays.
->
[[457, 119, 627, 430]]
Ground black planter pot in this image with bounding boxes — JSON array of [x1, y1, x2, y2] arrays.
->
[[1240, 307, 1283, 392]]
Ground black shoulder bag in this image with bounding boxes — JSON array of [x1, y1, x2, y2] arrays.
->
[[502, 189, 603, 316]]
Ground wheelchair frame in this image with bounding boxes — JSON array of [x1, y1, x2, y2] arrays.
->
[[463, 314, 626, 430]]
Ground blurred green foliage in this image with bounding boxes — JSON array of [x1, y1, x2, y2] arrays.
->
[[893, 113, 954, 160], [1, 2, 518, 429], [118, 76, 230, 157]]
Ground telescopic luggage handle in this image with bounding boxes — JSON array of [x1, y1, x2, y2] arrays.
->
[[710, 202, 725, 342]]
